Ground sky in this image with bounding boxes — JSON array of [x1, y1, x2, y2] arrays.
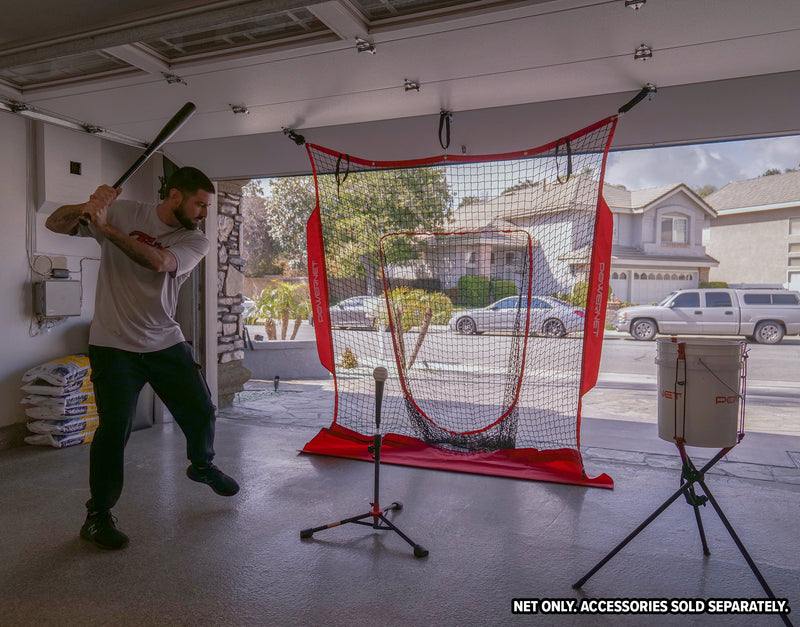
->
[[604, 135, 800, 191]]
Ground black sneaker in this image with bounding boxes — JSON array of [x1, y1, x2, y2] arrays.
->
[[80, 511, 129, 550], [186, 463, 240, 496]]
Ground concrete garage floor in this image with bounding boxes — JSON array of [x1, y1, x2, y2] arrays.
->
[[1, 383, 798, 627]]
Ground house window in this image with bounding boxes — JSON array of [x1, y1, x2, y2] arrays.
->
[[789, 243, 800, 253], [661, 215, 688, 243], [612, 215, 619, 244], [790, 218, 800, 235]]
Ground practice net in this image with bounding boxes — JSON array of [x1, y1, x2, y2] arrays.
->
[[302, 116, 617, 488]]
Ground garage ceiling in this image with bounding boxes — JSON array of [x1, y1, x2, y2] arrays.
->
[[2, 0, 800, 178]]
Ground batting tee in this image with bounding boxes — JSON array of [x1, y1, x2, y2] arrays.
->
[[301, 115, 618, 488]]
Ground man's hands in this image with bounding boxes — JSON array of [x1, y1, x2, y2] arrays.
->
[[46, 185, 177, 273], [81, 185, 122, 229], [46, 185, 123, 234]]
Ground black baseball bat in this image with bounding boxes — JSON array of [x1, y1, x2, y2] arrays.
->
[[79, 102, 197, 224]]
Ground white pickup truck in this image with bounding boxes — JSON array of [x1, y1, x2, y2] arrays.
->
[[613, 288, 800, 344]]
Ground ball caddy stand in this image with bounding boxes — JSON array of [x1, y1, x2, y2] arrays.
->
[[301, 367, 429, 558]]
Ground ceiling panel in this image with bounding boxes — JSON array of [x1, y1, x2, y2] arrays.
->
[[1, 0, 799, 178]]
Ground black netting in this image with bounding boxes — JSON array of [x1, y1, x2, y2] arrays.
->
[[307, 116, 615, 455]]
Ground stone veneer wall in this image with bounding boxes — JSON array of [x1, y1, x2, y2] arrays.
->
[[215, 181, 251, 406]]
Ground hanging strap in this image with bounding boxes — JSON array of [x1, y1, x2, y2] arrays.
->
[[439, 110, 453, 150], [335, 153, 350, 196], [555, 136, 573, 184]]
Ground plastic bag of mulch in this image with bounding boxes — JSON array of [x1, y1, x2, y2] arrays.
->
[[24, 403, 97, 420], [21, 354, 90, 387], [21, 377, 91, 397], [24, 427, 96, 449], [22, 387, 95, 409], [26, 415, 99, 435]]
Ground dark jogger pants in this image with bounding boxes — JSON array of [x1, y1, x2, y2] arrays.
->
[[87, 342, 216, 513]]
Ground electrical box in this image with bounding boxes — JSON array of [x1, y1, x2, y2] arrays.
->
[[34, 280, 82, 317]]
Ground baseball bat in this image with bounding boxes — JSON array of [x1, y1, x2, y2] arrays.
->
[[79, 102, 197, 225]]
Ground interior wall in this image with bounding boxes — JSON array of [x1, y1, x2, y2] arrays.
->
[[0, 111, 162, 439]]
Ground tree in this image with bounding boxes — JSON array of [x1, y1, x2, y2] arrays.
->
[[240, 180, 286, 276], [323, 168, 452, 292], [262, 168, 452, 292], [762, 168, 782, 176], [693, 184, 717, 199], [261, 177, 317, 272]]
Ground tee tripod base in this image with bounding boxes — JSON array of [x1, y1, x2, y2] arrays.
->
[[300, 500, 429, 558], [300, 429, 429, 559]]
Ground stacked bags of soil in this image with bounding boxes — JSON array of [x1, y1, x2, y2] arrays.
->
[[22, 355, 98, 448]]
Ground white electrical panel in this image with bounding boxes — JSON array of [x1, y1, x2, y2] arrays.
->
[[34, 280, 82, 317]]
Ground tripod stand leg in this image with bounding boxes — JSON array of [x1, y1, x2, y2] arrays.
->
[[573, 479, 696, 588], [687, 490, 711, 556], [574, 447, 730, 589], [378, 512, 428, 558], [300, 511, 374, 539], [697, 480, 793, 627]]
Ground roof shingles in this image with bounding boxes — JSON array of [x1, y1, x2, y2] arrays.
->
[[706, 170, 800, 212]]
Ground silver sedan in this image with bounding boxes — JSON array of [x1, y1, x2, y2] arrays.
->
[[329, 296, 382, 329], [449, 296, 586, 337]]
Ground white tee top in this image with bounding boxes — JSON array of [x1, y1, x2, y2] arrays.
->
[[77, 199, 209, 352]]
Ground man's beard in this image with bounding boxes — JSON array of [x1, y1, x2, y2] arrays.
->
[[174, 202, 200, 231]]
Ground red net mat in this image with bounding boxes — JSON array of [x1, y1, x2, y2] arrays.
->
[[303, 115, 618, 488]]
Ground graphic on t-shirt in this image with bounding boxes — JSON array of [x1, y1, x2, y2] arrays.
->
[[130, 230, 168, 249]]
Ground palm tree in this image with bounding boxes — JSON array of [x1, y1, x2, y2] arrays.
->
[[248, 288, 281, 340], [289, 284, 311, 340], [246, 282, 312, 341]]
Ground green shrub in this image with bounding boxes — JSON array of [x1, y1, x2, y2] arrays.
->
[[458, 275, 490, 307], [700, 281, 728, 288], [339, 347, 358, 369], [570, 281, 590, 308], [490, 279, 518, 301], [376, 287, 454, 331], [548, 282, 589, 307]]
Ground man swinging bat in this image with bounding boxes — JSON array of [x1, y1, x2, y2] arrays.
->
[[46, 167, 239, 550]]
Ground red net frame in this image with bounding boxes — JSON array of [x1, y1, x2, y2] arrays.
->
[[302, 115, 618, 488]]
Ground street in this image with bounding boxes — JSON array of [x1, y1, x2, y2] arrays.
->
[[587, 333, 800, 437], [247, 322, 800, 437]]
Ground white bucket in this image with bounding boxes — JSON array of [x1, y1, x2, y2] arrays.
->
[[655, 338, 745, 448]]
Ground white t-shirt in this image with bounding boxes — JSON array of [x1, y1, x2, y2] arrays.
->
[[77, 199, 209, 352]]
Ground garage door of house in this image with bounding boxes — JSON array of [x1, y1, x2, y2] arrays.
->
[[610, 270, 696, 305]]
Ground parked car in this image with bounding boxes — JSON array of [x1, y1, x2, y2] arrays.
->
[[329, 296, 382, 329], [449, 296, 585, 337], [613, 288, 800, 344]]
